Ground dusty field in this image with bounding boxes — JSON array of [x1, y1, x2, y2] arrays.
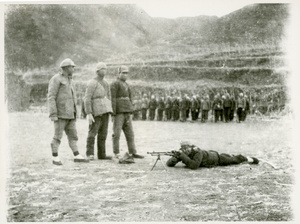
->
[[5, 111, 295, 222]]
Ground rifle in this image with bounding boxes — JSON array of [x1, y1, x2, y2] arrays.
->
[[147, 151, 174, 171]]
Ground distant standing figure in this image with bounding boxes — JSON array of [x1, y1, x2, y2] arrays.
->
[[141, 93, 149, 120], [157, 96, 165, 121], [201, 95, 210, 122], [48, 58, 89, 165], [191, 95, 199, 121], [223, 93, 232, 122], [110, 65, 144, 159], [229, 95, 236, 121], [149, 95, 157, 120], [212, 95, 222, 122], [84, 62, 113, 160], [237, 93, 246, 123], [165, 96, 172, 121]]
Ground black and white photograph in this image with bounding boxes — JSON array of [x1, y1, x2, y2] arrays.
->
[[1, 0, 300, 222]]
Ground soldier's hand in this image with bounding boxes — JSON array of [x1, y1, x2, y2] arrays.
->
[[51, 117, 58, 122], [171, 150, 181, 158], [88, 114, 95, 125]]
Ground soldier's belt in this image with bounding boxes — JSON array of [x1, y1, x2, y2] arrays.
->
[[117, 97, 130, 100], [92, 96, 107, 100]]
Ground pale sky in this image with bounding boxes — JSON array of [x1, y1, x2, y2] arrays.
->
[[0, 0, 293, 18], [137, 0, 292, 18]]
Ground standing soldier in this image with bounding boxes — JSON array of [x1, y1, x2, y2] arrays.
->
[[185, 95, 191, 120], [84, 62, 113, 160], [230, 94, 236, 121], [149, 95, 157, 121], [223, 93, 232, 123], [219, 95, 225, 122], [172, 95, 180, 121], [48, 58, 89, 165], [141, 93, 149, 120], [212, 95, 222, 122], [110, 65, 144, 159], [196, 94, 201, 120], [242, 95, 250, 121], [180, 95, 187, 122], [157, 96, 165, 121], [236, 93, 246, 123], [191, 95, 199, 121], [165, 95, 172, 121], [201, 95, 210, 122]]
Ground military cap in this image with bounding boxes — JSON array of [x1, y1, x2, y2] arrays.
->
[[95, 62, 107, 71], [60, 58, 76, 68], [118, 65, 129, 73]]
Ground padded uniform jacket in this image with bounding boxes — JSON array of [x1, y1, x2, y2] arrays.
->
[[48, 73, 77, 119], [84, 77, 113, 117]]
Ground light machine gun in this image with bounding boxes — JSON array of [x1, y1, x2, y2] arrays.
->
[[147, 151, 174, 171]]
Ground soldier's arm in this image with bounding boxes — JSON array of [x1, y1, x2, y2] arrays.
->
[[48, 77, 60, 119], [179, 151, 203, 170], [110, 82, 117, 115], [84, 80, 95, 115], [166, 157, 181, 167], [107, 81, 112, 101]]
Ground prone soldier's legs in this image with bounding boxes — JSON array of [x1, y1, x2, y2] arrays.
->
[[218, 153, 247, 166]]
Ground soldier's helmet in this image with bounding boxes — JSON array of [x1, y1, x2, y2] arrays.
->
[[118, 65, 129, 73], [60, 58, 76, 68], [95, 62, 107, 71], [180, 141, 190, 147]]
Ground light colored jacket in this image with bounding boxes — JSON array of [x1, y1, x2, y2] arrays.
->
[[84, 78, 113, 117], [48, 73, 77, 119]]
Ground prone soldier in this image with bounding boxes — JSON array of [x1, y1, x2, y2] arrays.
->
[[166, 142, 259, 170]]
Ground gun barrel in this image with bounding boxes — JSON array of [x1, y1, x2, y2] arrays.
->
[[147, 151, 173, 156]]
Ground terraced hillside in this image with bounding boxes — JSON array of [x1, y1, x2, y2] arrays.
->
[[6, 4, 289, 113]]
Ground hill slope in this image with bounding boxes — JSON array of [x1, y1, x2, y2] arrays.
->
[[5, 3, 289, 69]]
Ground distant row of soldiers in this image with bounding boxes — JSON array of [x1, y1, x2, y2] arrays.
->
[[81, 91, 250, 123], [130, 92, 250, 123]]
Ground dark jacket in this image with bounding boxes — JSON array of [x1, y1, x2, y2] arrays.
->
[[212, 98, 222, 110], [223, 98, 232, 108], [149, 98, 157, 110], [110, 78, 133, 114], [201, 99, 210, 110], [157, 98, 165, 110], [167, 145, 219, 170]]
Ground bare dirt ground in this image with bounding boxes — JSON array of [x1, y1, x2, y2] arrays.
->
[[5, 111, 295, 222]]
